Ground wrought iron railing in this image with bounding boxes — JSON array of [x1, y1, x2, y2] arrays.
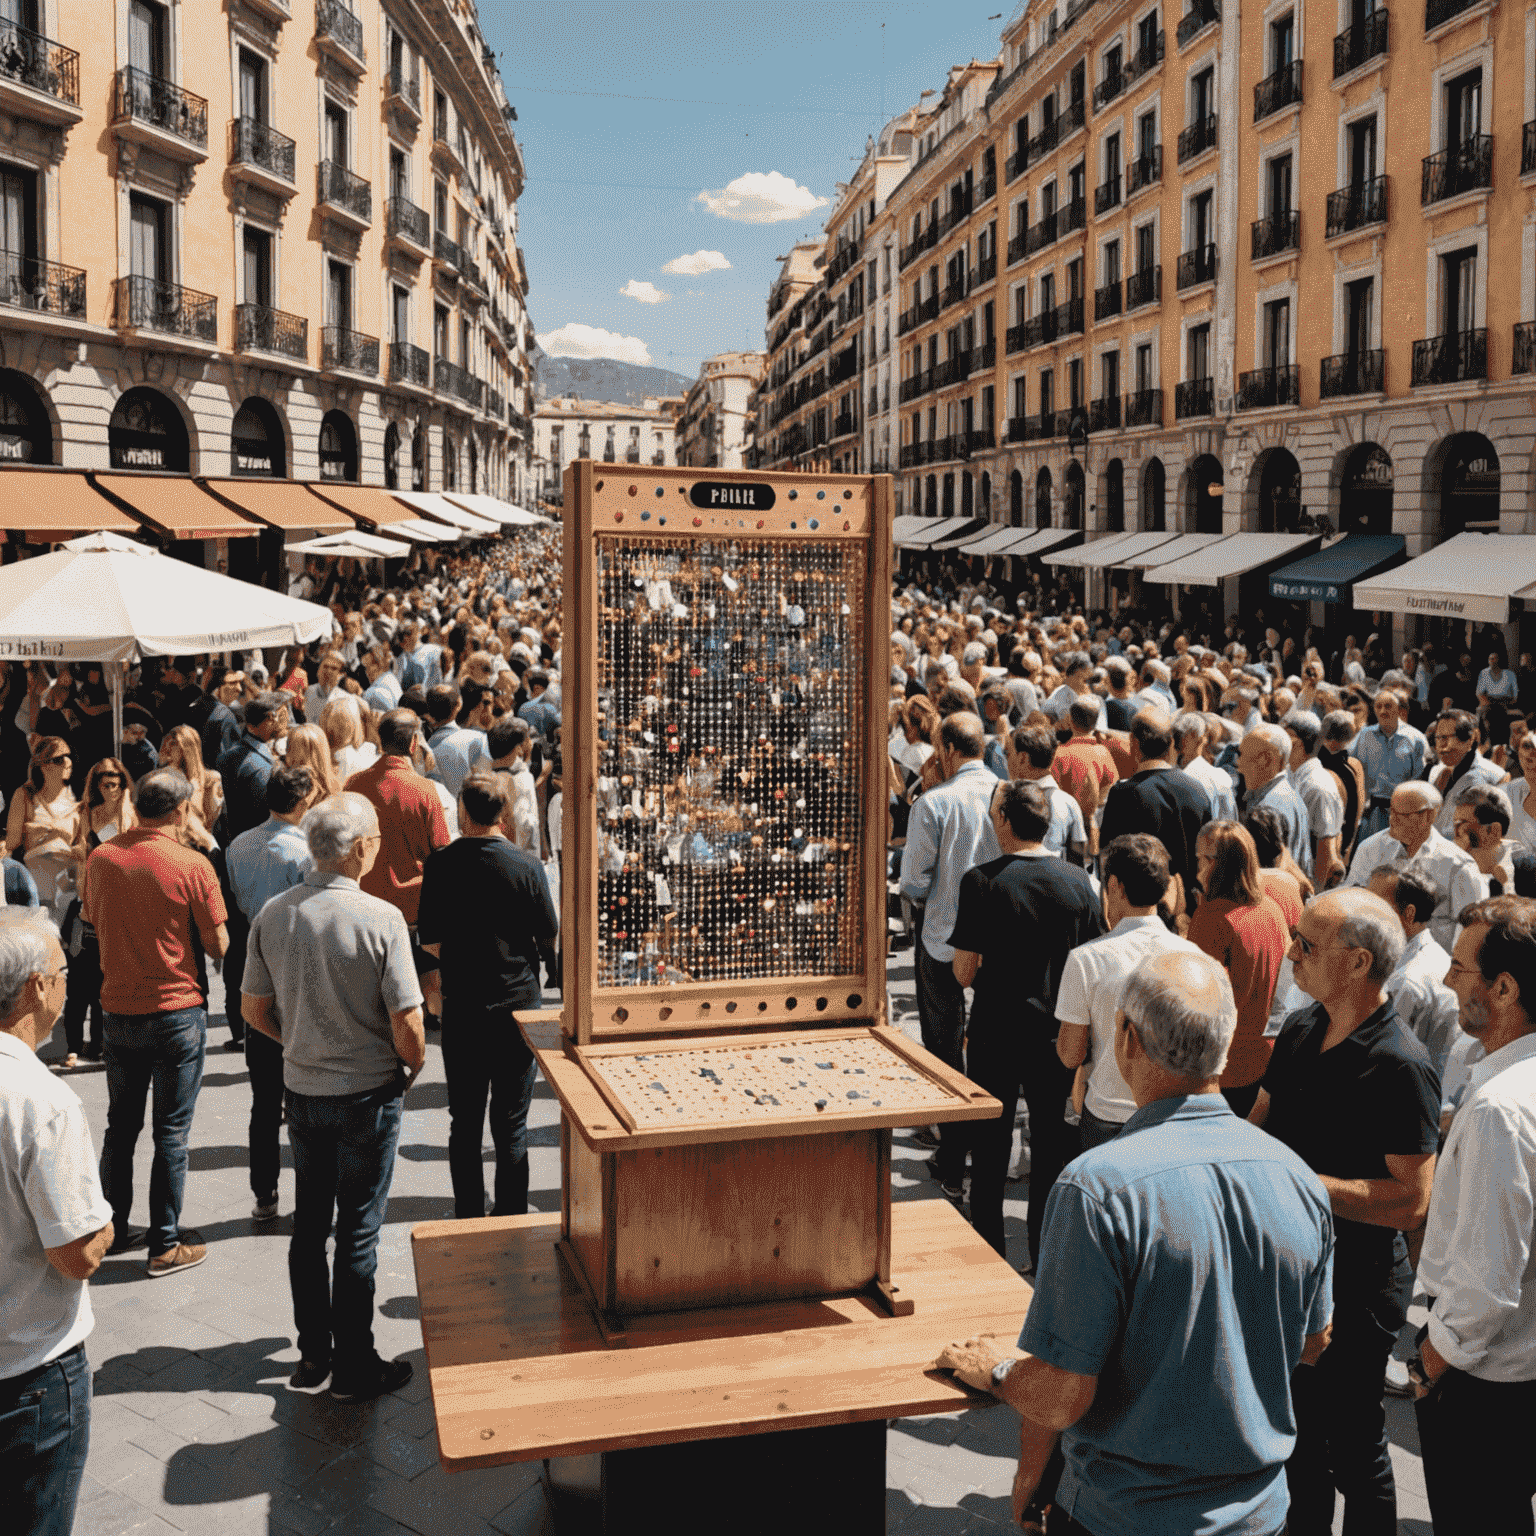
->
[[1320, 349, 1384, 397], [1126, 265, 1161, 310], [1254, 60, 1303, 121], [316, 0, 365, 61], [1177, 0, 1220, 48], [386, 197, 430, 247], [1524, 120, 1536, 177], [318, 160, 371, 222], [1425, 0, 1478, 29], [1176, 244, 1217, 290], [1093, 65, 1124, 110], [1252, 209, 1300, 260], [0, 20, 79, 106], [1026, 211, 1058, 255], [1089, 396, 1122, 431], [1334, 9, 1389, 77], [1325, 175, 1388, 237], [1124, 388, 1163, 427], [1056, 296, 1085, 335], [113, 66, 207, 148], [1421, 135, 1493, 204], [117, 274, 216, 341], [235, 302, 306, 360], [434, 230, 462, 269], [388, 65, 420, 112], [1095, 176, 1121, 214], [1236, 364, 1300, 410], [1128, 146, 1162, 195], [1006, 147, 1026, 183], [0, 250, 85, 318], [1094, 280, 1122, 321], [230, 117, 295, 181], [322, 324, 378, 374], [1062, 197, 1087, 234], [1174, 377, 1214, 419], [1177, 113, 1218, 164], [434, 357, 483, 407], [1514, 323, 1536, 376], [1411, 329, 1486, 385], [389, 340, 430, 387]]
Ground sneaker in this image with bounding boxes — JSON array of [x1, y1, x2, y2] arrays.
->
[[224, 1037, 245, 1053], [252, 1195, 280, 1221], [147, 1236, 207, 1278], [330, 1356, 413, 1403], [106, 1225, 148, 1256], [289, 1358, 331, 1390]]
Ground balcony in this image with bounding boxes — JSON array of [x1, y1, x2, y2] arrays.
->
[[116, 275, 216, 344], [1177, 113, 1218, 165], [1124, 387, 1163, 427], [1006, 147, 1026, 183], [941, 280, 966, 309], [977, 337, 997, 368], [1254, 60, 1303, 122], [1058, 98, 1086, 140], [0, 20, 81, 125], [1005, 417, 1030, 444], [1176, 244, 1216, 291], [1125, 30, 1167, 82], [898, 372, 930, 403], [1007, 231, 1028, 266], [316, 0, 365, 71], [486, 386, 505, 421], [1326, 175, 1388, 238], [1514, 323, 1536, 375], [832, 412, 856, 439], [387, 65, 422, 126], [1174, 377, 1214, 419], [1056, 296, 1085, 336], [1320, 349, 1384, 397], [1089, 396, 1122, 431], [918, 294, 939, 324], [235, 303, 306, 361], [1177, 0, 1221, 48], [229, 117, 295, 196], [1252, 209, 1300, 260], [0, 251, 85, 320], [935, 351, 972, 386], [385, 197, 431, 255], [321, 324, 378, 376], [1236, 364, 1300, 410], [968, 428, 996, 453], [457, 247, 486, 293], [434, 357, 484, 408], [1425, 0, 1482, 29], [1128, 146, 1162, 196], [112, 67, 207, 162], [317, 159, 371, 230], [1093, 66, 1125, 111], [979, 173, 997, 203], [1524, 119, 1536, 177], [1095, 176, 1121, 215], [1126, 265, 1161, 309], [938, 190, 974, 238], [1094, 280, 1123, 321], [1026, 211, 1058, 255], [896, 304, 917, 336], [389, 340, 431, 388], [1021, 412, 1059, 442], [1062, 197, 1087, 234], [1411, 329, 1486, 385], [969, 252, 998, 289], [1028, 117, 1060, 162], [1421, 135, 1493, 205], [1334, 9, 1389, 77]]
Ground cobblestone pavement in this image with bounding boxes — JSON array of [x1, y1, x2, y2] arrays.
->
[[45, 946, 1432, 1535]]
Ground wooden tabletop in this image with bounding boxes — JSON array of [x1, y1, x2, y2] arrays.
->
[[411, 1199, 1033, 1471]]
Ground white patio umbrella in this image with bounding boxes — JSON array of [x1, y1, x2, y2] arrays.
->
[[0, 532, 334, 743], [286, 531, 413, 559]]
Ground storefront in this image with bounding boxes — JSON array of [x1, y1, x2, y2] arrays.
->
[[1266, 533, 1406, 653], [1141, 531, 1319, 627]]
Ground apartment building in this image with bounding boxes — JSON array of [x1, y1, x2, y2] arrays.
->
[[531, 393, 680, 500], [0, 0, 533, 505], [674, 349, 765, 469]]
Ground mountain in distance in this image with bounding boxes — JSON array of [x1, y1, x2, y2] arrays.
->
[[535, 354, 691, 405]]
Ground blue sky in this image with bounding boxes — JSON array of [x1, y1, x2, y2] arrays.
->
[[479, 1, 1011, 378]]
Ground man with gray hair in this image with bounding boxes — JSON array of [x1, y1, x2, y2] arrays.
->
[[1173, 711, 1237, 822], [243, 793, 426, 1403], [1251, 889, 1441, 1535], [0, 908, 113, 1536], [940, 949, 1335, 1536], [1238, 722, 1312, 875], [1284, 710, 1346, 887], [1365, 860, 1462, 1079], [1130, 656, 1177, 716]]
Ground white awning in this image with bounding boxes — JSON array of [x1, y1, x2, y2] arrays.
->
[[1008, 527, 1083, 558], [1361, 533, 1536, 624], [1041, 530, 1154, 567], [896, 517, 984, 549], [392, 518, 456, 543], [891, 515, 932, 543], [1117, 532, 1229, 570], [1142, 533, 1319, 586], [388, 490, 502, 535], [958, 523, 1028, 556], [1082, 530, 1185, 568], [443, 493, 553, 526]]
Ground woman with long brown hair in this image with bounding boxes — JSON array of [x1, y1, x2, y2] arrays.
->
[[1189, 820, 1290, 1116], [4, 735, 80, 905], [157, 725, 222, 850]]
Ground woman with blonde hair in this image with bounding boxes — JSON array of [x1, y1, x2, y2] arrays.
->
[[4, 735, 80, 904], [157, 725, 221, 850], [319, 696, 378, 783], [283, 722, 341, 799]]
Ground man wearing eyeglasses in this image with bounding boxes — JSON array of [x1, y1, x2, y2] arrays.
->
[[1343, 781, 1487, 952], [1249, 888, 1441, 1536]]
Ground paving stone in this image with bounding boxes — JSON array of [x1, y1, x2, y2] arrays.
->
[[488, 1483, 556, 1536]]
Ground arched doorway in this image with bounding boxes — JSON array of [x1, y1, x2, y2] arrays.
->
[[1063, 461, 1084, 528], [960, 471, 973, 516], [1339, 442, 1393, 534], [924, 474, 937, 515], [980, 471, 991, 517], [1437, 432, 1500, 537], [383, 423, 401, 490], [1255, 448, 1301, 533], [1104, 459, 1124, 532], [1187, 453, 1223, 534], [1009, 469, 1023, 526], [109, 386, 189, 472], [0, 370, 52, 464], [230, 397, 285, 477], [411, 426, 426, 491], [319, 409, 358, 482], [1143, 457, 1166, 531], [469, 438, 479, 495], [1035, 466, 1053, 527], [941, 473, 955, 517]]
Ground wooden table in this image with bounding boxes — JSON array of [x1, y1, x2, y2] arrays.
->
[[412, 1199, 1032, 1532]]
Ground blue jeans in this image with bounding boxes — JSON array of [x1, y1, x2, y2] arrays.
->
[[285, 1078, 404, 1376], [100, 1006, 207, 1256], [0, 1343, 91, 1536], [441, 1003, 539, 1219]]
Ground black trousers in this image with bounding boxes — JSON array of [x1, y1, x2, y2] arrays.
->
[[223, 907, 250, 1043], [245, 1029, 285, 1201], [440, 1005, 539, 1220], [1416, 1368, 1536, 1535]]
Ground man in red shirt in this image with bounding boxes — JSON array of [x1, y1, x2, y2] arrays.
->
[[1052, 696, 1120, 855], [84, 769, 228, 1278]]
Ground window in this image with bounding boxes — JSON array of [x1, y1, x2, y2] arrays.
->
[[1188, 322, 1210, 379], [1442, 246, 1477, 334], [1067, 257, 1082, 299], [1138, 9, 1160, 55], [460, 317, 471, 368], [1040, 271, 1056, 312], [238, 50, 265, 123], [1445, 68, 1481, 150], [1263, 298, 1291, 366], [434, 89, 448, 141], [1348, 115, 1377, 186], [1070, 60, 1086, 107], [433, 302, 449, 357], [392, 283, 409, 343], [1267, 154, 1292, 212], [1013, 376, 1028, 418], [128, 0, 165, 78], [1041, 180, 1057, 218], [1101, 349, 1119, 399], [1039, 368, 1055, 416], [1104, 238, 1121, 285], [1068, 161, 1085, 206], [1138, 109, 1157, 160], [1190, 188, 1213, 247], [981, 384, 995, 429], [324, 100, 348, 167], [1270, 13, 1294, 71], [1191, 66, 1215, 122], [241, 226, 271, 307], [1104, 42, 1122, 83], [129, 193, 168, 283], [1135, 341, 1153, 391], [1345, 276, 1373, 356], [982, 299, 995, 341], [326, 260, 351, 329], [1068, 357, 1083, 407], [433, 180, 447, 236], [389, 147, 408, 202], [0, 163, 37, 266], [1136, 222, 1156, 272], [1104, 131, 1122, 184]]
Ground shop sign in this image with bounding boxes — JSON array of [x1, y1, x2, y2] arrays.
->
[[688, 481, 776, 511]]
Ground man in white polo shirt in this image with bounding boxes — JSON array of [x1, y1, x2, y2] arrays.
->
[[1055, 833, 1204, 1150], [0, 907, 114, 1536]]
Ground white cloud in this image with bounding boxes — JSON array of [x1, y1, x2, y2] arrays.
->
[[620, 279, 670, 305], [663, 249, 733, 276], [696, 172, 828, 225], [538, 323, 652, 366]]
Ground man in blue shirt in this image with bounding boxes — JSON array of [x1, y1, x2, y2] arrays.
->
[[1239, 722, 1313, 875], [423, 684, 488, 797], [516, 669, 560, 744], [216, 692, 289, 842], [362, 646, 403, 714], [225, 765, 315, 1222], [940, 949, 1335, 1536]]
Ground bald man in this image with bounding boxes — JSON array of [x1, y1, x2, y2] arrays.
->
[[940, 950, 1335, 1536], [1252, 889, 1441, 1536]]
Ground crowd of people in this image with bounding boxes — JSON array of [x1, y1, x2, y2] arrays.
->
[[3, 525, 1535, 1536], [890, 568, 1533, 1535]]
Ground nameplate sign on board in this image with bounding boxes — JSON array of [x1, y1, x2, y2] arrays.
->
[[688, 481, 777, 511]]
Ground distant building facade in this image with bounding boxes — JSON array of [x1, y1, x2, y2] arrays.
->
[[531, 393, 681, 498], [675, 351, 765, 469]]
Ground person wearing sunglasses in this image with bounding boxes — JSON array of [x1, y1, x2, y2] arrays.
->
[[1249, 888, 1441, 1536], [4, 737, 81, 914]]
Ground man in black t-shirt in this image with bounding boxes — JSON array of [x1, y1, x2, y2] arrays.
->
[[417, 773, 558, 1220], [1251, 887, 1440, 1536], [949, 779, 1105, 1266]]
